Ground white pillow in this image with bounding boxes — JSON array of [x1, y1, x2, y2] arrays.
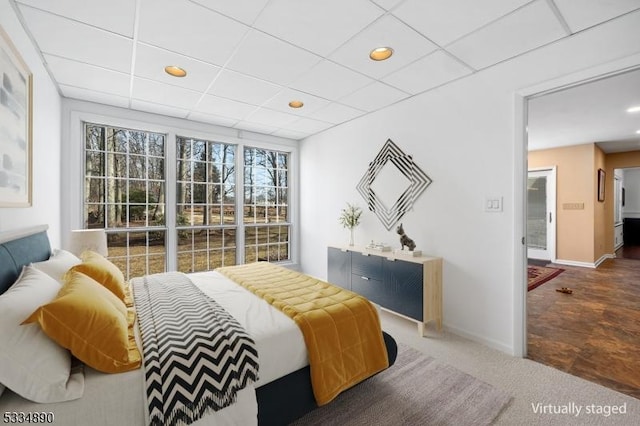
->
[[0, 266, 84, 403], [31, 249, 81, 283]]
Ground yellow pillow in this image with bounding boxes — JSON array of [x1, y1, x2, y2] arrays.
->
[[70, 251, 128, 304], [23, 270, 141, 374]]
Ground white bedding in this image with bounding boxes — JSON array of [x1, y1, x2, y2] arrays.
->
[[0, 271, 309, 426]]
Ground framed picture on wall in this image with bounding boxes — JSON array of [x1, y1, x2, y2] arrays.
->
[[0, 25, 32, 207], [597, 168, 605, 202]]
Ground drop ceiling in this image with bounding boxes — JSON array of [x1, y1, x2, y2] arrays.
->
[[12, 0, 640, 140]]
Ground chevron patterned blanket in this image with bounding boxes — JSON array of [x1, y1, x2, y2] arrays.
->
[[131, 272, 259, 426]]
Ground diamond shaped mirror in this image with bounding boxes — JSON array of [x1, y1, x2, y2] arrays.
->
[[357, 139, 432, 231]]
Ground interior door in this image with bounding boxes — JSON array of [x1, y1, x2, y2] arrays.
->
[[527, 168, 556, 261]]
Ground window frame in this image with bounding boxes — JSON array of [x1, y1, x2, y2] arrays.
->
[[242, 145, 292, 263], [175, 135, 239, 273], [63, 105, 299, 275]]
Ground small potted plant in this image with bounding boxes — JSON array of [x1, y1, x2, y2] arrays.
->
[[338, 203, 362, 246]]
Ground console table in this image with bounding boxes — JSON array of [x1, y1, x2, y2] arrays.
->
[[327, 245, 442, 336]]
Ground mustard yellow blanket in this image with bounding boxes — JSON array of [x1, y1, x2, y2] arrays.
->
[[216, 262, 389, 405]]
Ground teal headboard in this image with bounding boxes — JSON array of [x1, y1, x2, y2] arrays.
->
[[0, 225, 51, 294]]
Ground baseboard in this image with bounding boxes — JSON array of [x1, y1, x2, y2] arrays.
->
[[554, 259, 596, 268], [595, 254, 614, 267], [443, 324, 513, 355], [555, 254, 614, 269]]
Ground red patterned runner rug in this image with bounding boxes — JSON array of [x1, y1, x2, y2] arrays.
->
[[528, 265, 564, 291]]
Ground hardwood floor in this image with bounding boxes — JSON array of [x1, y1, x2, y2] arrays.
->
[[527, 256, 640, 399], [617, 244, 640, 260]]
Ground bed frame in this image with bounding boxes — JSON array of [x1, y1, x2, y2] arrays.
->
[[0, 225, 397, 425]]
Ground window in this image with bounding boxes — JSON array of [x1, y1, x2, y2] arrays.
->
[[84, 123, 166, 278], [82, 120, 295, 279], [244, 147, 290, 262], [176, 137, 237, 272]]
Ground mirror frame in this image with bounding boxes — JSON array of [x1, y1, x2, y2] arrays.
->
[[356, 139, 432, 230]]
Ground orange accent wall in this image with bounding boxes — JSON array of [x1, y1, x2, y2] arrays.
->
[[528, 144, 595, 263], [594, 145, 607, 262], [529, 146, 640, 265]]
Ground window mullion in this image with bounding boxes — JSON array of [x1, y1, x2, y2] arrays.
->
[[236, 145, 245, 265], [165, 132, 177, 272]]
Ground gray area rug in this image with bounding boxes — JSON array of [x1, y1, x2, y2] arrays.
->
[[291, 344, 511, 425]]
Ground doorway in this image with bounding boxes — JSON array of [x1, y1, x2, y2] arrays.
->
[[515, 66, 640, 360], [519, 67, 640, 397], [527, 168, 556, 262]]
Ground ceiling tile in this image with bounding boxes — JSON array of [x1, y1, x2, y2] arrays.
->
[[130, 99, 190, 119], [59, 84, 130, 109], [189, 0, 270, 25], [383, 50, 473, 95], [338, 81, 409, 112], [233, 121, 279, 135], [371, 0, 405, 11], [194, 94, 258, 120], [253, 0, 383, 56], [312, 103, 367, 124], [138, 0, 248, 66], [272, 129, 308, 140], [134, 43, 220, 92], [446, 1, 567, 70], [132, 77, 202, 110], [263, 89, 330, 116], [208, 70, 283, 105], [245, 108, 300, 127], [392, 0, 531, 46], [226, 30, 321, 85], [17, 0, 136, 37], [329, 14, 438, 79], [290, 60, 374, 100], [44, 55, 131, 98], [19, 6, 133, 73], [285, 117, 334, 133], [554, 0, 640, 32], [188, 112, 239, 128]]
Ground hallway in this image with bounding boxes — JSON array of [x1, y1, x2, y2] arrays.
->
[[527, 258, 640, 399]]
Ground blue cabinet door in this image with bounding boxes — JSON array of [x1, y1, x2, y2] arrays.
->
[[351, 253, 383, 281], [351, 274, 389, 306], [327, 247, 351, 290], [383, 259, 423, 321]]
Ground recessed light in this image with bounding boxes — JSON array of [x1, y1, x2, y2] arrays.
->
[[164, 65, 187, 77], [288, 100, 304, 108], [627, 106, 640, 113], [636, 130, 640, 134], [369, 47, 393, 61]]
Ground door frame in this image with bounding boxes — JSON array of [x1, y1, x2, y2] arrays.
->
[[527, 166, 557, 262], [512, 58, 640, 358]]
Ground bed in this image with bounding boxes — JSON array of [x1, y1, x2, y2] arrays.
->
[[0, 225, 397, 425]]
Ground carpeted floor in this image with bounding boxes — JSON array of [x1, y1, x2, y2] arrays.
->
[[528, 265, 564, 291], [290, 344, 511, 426]]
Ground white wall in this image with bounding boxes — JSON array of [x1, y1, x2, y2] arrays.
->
[[299, 11, 640, 353], [0, 0, 62, 246], [623, 168, 640, 219]]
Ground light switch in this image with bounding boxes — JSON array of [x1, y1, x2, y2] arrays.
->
[[484, 196, 503, 212]]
